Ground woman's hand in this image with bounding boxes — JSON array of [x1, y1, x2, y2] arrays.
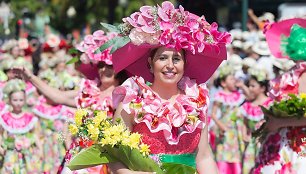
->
[[264, 114, 283, 132], [12, 67, 33, 81]]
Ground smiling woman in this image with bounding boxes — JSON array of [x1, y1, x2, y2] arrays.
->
[[97, 1, 233, 174]]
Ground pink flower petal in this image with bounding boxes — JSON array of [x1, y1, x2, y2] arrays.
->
[[157, 6, 170, 22], [140, 6, 154, 18]]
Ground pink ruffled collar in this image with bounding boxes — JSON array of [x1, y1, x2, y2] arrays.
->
[[214, 90, 245, 106], [113, 76, 209, 145], [241, 98, 273, 121], [32, 96, 63, 120], [76, 78, 113, 116], [0, 110, 38, 134], [269, 62, 306, 101]]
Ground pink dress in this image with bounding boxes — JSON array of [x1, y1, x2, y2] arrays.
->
[[113, 76, 209, 167], [254, 62, 306, 174], [62, 79, 113, 174], [240, 98, 273, 174], [213, 90, 245, 174], [0, 102, 41, 173], [76, 79, 113, 117], [32, 96, 66, 173]]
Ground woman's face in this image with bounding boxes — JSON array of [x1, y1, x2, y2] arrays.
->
[[98, 64, 117, 87], [9, 91, 26, 112], [249, 78, 265, 99], [149, 47, 185, 85], [11, 46, 20, 57], [6, 69, 15, 80], [222, 74, 237, 91]]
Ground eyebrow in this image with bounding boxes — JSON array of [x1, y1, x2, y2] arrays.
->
[[156, 53, 182, 57]]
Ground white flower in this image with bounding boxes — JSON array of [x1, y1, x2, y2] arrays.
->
[[129, 28, 146, 45]]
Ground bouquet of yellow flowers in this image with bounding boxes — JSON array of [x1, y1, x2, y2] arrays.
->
[[68, 109, 196, 174], [253, 93, 306, 141]]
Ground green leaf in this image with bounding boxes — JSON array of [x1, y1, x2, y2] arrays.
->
[[67, 145, 117, 170], [100, 22, 120, 33], [260, 106, 272, 116], [95, 38, 118, 54], [104, 145, 163, 173], [68, 48, 79, 55], [110, 36, 130, 53], [161, 163, 197, 174], [66, 57, 79, 65]]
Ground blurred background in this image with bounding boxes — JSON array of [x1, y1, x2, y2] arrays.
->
[[1, 0, 306, 42]]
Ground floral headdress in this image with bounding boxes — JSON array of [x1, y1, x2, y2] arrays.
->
[[98, 1, 231, 55], [73, 30, 116, 65], [38, 69, 60, 88], [248, 66, 268, 82], [218, 63, 235, 79], [3, 79, 26, 98], [281, 24, 306, 61]]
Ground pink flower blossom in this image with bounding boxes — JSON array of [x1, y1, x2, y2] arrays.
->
[[76, 30, 115, 65], [123, 1, 231, 54]]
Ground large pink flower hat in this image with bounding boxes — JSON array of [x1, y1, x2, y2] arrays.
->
[[98, 1, 231, 83], [69, 30, 116, 79], [265, 18, 306, 59]]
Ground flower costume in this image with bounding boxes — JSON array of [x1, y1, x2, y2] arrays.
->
[[32, 96, 67, 173], [68, 1, 231, 172], [60, 30, 116, 174], [76, 78, 113, 117], [0, 103, 42, 174], [254, 19, 306, 174], [240, 98, 273, 174], [213, 89, 245, 173], [254, 62, 306, 173], [113, 76, 209, 167]]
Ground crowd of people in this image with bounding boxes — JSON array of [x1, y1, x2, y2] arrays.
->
[[0, 1, 305, 174]]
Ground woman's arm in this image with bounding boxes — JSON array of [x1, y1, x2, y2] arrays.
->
[[211, 101, 228, 132], [196, 119, 218, 174], [13, 67, 78, 107], [266, 116, 306, 132]]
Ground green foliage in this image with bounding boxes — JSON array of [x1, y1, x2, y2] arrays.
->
[[253, 94, 306, 142], [68, 145, 164, 173], [7, 0, 175, 35], [161, 163, 197, 174]]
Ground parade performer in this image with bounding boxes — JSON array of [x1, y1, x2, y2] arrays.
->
[[210, 63, 245, 174], [0, 79, 42, 174], [239, 67, 272, 174], [13, 30, 127, 174], [254, 18, 306, 173], [97, 1, 232, 173]]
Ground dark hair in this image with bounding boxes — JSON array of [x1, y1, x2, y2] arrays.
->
[[115, 70, 129, 85], [214, 74, 231, 88], [248, 75, 269, 95], [97, 62, 128, 85]]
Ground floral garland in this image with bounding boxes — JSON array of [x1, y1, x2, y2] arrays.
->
[[70, 30, 116, 65], [98, 1, 231, 55]]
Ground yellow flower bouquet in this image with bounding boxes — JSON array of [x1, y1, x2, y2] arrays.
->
[[67, 109, 196, 174]]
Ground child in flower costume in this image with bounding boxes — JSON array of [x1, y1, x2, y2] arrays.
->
[[239, 66, 273, 174], [0, 79, 42, 174], [254, 18, 306, 173], [210, 63, 245, 174], [94, 1, 231, 173], [13, 30, 128, 174]]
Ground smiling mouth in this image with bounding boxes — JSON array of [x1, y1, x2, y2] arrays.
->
[[162, 72, 177, 78]]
